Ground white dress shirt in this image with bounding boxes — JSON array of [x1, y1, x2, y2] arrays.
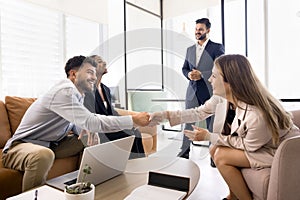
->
[[196, 38, 209, 66]]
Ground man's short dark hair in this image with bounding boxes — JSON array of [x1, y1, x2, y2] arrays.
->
[[65, 55, 86, 77], [82, 57, 98, 69], [195, 18, 211, 29]]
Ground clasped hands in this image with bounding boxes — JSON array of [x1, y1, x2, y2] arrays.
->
[[188, 69, 202, 81], [133, 111, 210, 143], [78, 111, 210, 146], [131, 111, 169, 127]]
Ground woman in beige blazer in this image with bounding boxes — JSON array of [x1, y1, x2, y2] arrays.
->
[[150, 54, 299, 200]]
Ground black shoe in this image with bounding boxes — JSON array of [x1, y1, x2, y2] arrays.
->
[[210, 157, 216, 168], [177, 148, 190, 159], [180, 152, 189, 159]]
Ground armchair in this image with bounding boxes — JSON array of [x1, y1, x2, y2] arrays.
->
[[241, 109, 300, 200]]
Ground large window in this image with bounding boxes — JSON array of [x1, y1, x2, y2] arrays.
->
[[224, 0, 246, 55], [0, 0, 104, 100], [0, 0, 64, 98], [247, 0, 265, 83], [268, 0, 300, 99], [163, 0, 300, 101], [163, 4, 222, 100]]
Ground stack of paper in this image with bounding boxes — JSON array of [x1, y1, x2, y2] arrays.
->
[[124, 185, 186, 200], [7, 185, 64, 200]]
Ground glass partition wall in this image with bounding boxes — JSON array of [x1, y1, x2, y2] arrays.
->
[[124, 0, 164, 110], [125, 1, 163, 91]]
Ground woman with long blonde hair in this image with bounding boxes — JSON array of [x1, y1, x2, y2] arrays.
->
[[186, 54, 299, 199], [150, 54, 299, 199]]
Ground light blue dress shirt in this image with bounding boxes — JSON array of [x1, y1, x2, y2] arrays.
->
[[3, 79, 133, 152]]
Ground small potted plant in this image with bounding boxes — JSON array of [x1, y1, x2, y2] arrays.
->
[[64, 164, 95, 200]]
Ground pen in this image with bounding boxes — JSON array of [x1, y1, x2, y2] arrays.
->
[[34, 189, 38, 200]]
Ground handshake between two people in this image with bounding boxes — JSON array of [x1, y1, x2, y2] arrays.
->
[[79, 111, 210, 146], [131, 111, 169, 127], [146, 111, 210, 142]]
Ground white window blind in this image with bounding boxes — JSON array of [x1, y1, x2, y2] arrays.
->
[[0, 0, 64, 99]]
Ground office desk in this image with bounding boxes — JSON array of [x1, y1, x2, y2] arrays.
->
[[95, 156, 200, 199]]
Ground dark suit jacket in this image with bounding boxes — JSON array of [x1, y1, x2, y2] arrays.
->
[[182, 40, 225, 108], [84, 84, 145, 159]]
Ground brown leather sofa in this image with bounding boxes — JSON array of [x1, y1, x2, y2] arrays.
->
[[0, 96, 157, 200]]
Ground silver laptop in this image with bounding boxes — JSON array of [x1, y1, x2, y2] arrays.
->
[[46, 136, 135, 190]]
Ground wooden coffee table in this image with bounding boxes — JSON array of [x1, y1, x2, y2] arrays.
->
[[94, 156, 200, 199]]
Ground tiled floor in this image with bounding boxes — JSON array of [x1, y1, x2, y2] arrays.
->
[[150, 128, 228, 200]]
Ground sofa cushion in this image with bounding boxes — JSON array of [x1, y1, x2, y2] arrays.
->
[[0, 100, 11, 148], [291, 110, 300, 128], [0, 165, 23, 200], [5, 96, 36, 134], [267, 135, 300, 200]]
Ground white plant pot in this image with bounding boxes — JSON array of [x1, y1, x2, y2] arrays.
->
[[64, 183, 95, 200]]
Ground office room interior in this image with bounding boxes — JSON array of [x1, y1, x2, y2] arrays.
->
[[0, 0, 300, 200]]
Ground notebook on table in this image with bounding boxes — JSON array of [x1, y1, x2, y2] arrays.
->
[[46, 136, 135, 191], [124, 171, 190, 200]]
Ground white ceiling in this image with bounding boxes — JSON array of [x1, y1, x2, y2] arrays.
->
[[25, 0, 108, 23], [163, 0, 220, 19], [24, 0, 222, 23]]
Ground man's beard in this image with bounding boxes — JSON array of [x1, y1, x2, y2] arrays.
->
[[77, 79, 94, 93], [197, 33, 207, 41]]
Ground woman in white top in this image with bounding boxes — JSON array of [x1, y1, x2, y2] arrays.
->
[[150, 54, 299, 200]]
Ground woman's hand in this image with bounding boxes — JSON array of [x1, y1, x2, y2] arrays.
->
[[148, 111, 169, 126], [184, 125, 210, 141]]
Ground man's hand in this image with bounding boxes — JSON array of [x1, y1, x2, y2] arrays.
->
[[148, 111, 169, 126], [132, 112, 150, 127], [188, 69, 202, 81], [184, 125, 210, 141], [78, 129, 100, 146]]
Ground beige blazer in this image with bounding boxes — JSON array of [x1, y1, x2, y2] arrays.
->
[[219, 102, 299, 169], [168, 96, 300, 169]]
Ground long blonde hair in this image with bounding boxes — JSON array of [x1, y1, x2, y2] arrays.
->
[[215, 54, 292, 144]]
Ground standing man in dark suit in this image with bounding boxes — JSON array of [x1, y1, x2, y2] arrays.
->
[[83, 55, 145, 159], [179, 18, 225, 159]]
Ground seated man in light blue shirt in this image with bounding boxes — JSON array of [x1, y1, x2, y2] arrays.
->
[[2, 56, 150, 192]]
